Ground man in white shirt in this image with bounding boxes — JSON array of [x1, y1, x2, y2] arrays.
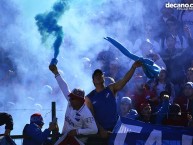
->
[[49, 65, 98, 145]]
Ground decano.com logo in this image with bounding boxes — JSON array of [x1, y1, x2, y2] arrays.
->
[[165, 2, 193, 10]]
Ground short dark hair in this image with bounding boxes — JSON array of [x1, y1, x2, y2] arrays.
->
[[92, 69, 103, 80]]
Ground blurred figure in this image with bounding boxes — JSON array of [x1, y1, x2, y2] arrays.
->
[[128, 75, 152, 113], [147, 69, 175, 104], [0, 49, 17, 85], [138, 92, 170, 124], [161, 16, 189, 50], [120, 97, 139, 119], [180, 0, 193, 38], [174, 82, 193, 117], [23, 113, 57, 145], [96, 49, 122, 81], [163, 103, 190, 127], [186, 67, 193, 82], [0, 113, 13, 136], [160, 34, 186, 94], [49, 65, 98, 145], [138, 103, 152, 123], [133, 24, 161, 55]]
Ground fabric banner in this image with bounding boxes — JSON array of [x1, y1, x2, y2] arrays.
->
[[109, 117, 193, 145]]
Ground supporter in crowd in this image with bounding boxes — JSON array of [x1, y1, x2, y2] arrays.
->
[[161, 16, 189, 50], [180, 0, 193, 40], [174, 82, 193, 117], [133, 24, 160, 55], [146, 69, 175, 104], [156, 4, 175, 41], [162, 103, 191, 127], [160, 34, 186, 95], [127, 75, 152, 113], [85, 61, 142, 145], [186, 67, 193, 82], [49, 65, 98, 145], [22, 113, 57, 145], [138, 91, 170, 124], [120, 97, 139, 119], [0, 113, 13, 136], [138, 103, 152, 123], [96, 48, 122, 82]]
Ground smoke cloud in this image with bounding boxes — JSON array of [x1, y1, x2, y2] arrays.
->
[[35, 0, 70, 59]]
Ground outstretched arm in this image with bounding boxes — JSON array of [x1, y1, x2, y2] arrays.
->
[[109, 61, 142, 95], [49, 65, 70, 100]]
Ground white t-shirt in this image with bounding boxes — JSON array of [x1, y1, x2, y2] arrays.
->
[[55, 75, 98, 135]]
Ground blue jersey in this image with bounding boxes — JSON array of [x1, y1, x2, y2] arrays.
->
[[87, 87, 118, 130]]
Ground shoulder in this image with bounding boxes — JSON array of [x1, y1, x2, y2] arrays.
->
[[25, 123, 39, 132], [87, 90, 96, 98]]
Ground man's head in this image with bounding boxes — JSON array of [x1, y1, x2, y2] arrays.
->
[[30, 113, 44, 128], [158, 69, 167, 80], [92, 69, 105, 86], [187, 67, 193, 82], [139, 103, 151, 116], [120, 97, 132, 116], [68, 88, 85, 110], [183, 82, 193, 98]]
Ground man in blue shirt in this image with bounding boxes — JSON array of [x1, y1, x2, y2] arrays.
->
[[85, 61, 142, 144], [23, 113, 57, 145]]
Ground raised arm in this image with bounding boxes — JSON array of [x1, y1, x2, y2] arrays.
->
[[109, 61, 142, 95], [49, 65, 70, 100]]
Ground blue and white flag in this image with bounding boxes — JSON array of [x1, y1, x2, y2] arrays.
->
[[109, 117, 193, 145], [104, 37, 161, 79]]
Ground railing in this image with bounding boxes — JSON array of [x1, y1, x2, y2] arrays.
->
[[1, 102, 106, 145], [0, 102, 60, 145]]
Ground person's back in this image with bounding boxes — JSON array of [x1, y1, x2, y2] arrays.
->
[[23, 123, 51, 145], [22, 113, 55, 145]]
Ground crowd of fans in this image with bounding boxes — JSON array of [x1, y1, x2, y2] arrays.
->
[[94, 0, 193, 129], [0, 0, 193, 145]]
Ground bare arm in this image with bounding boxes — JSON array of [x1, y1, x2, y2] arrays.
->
[[109, 61, 142, 95], [85, 96, 95, 115]]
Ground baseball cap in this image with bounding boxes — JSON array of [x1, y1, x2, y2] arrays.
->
[[30, 113, 44, 126], [68, 88, 85, 100]]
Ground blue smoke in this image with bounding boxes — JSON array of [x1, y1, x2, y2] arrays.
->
[[35, 0, 69, 60]]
